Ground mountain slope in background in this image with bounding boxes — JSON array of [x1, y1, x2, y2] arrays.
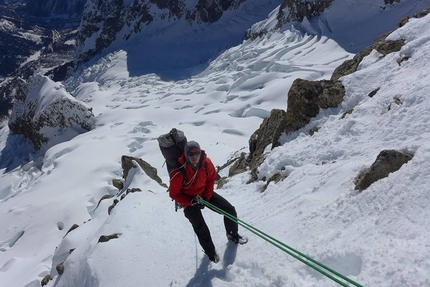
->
[[0, 0, 83, 120], [75, 0, 283, 80], [74, 0, 430, 81], [1, 1, 430, 287]]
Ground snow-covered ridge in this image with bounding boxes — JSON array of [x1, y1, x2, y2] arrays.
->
[[8, 74, 93, 151], [0, 3, 430, 287]]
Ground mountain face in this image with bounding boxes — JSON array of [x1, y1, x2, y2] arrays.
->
[[15, 0, 85, 28], [0, 2, 80, 120], [19, 0, 85, 18], [74, 0, 423, 80], [74, 0, 281, 76]]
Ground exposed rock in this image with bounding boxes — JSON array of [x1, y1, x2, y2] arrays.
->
[[383, 0, 401, 5], [248, 109, 286, 177], [413, 7, 430, 18], [330, 4, 430, 81], [285, 79, 345, 133], [368, 87, 380, 98], [41, 274, 53, 286], [0, 3, 80, 119], [63, 224, 79, 238], [56, 262, 64, 275], [186, 0, 245, 24], [112, 178, 123, 190], [340, 108, 353, 119], [245, 0, 335, 40], [120, 188, 142, 200], [228, 152, 248, 177], [95, 194, 114, 211], [107, 188, 142, 214], [261, 172, 287, 192], [76, 0, 252, 67], [309, 126, 320, 136], [355, 150, 413, 191], [108, 199, 119, 215], [8, 75, 94, 150], [331, 33, 404, 81], [397, 15, 409, 28], [276, 0, 335, 29], [249, 109, 286, 158], [98, 233, 121, 243], [121, 155, 167, 188], [216, 177, 228, 189]]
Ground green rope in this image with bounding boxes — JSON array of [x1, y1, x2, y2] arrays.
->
[[198, 197, 364, 287]]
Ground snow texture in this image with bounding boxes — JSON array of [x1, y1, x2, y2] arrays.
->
[[1, 1, 430, 287]]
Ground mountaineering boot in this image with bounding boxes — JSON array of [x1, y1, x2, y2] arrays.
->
[[227, 231, 248, 244], [206, 250, 220, 263]]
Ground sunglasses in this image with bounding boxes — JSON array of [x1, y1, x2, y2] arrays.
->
[[188, 151, 201, 157]]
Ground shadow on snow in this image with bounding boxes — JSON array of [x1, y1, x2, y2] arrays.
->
[[185, 241, 238, 287]]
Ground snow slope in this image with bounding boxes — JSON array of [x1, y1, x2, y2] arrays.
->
[[1, 2, 430, 287]]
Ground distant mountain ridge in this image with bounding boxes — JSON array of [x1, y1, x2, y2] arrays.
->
[[74, 0, 283, 75], [0, 1, 81, 119]]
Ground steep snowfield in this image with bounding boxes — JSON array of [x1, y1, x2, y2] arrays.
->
[[1, 2, 430, 287]]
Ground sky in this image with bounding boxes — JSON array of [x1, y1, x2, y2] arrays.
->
[[1, 1, 430, 287]]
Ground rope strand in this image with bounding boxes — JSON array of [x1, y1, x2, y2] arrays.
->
[[198, 197, 364, 287]]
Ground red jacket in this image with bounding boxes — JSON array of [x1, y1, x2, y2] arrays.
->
[[169, 151, 217, 207]]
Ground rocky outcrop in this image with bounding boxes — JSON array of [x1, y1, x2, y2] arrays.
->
[[8, 74, 94, 150], [186, 0, 246, 23], [244, 79, 344, 183], [245, 0, 335, 40], [98, 233, 121, 243], [119, 155, 167, 188], [247, 109, 287, 182], [355, 150, 413, 191], [41, 275, 53, 286], [330, 34, 405, 81], [0, 4, 79, 119], [285, 79, 345, 132], [238, 5, 430, 184], [275, 0, 335, 29], [331, 6, 430, 81]]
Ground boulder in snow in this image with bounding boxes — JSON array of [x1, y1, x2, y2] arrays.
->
[[355, 150, 413, 191]]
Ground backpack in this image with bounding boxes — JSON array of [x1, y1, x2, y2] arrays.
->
[[158, 128, 188, 211], [157, 128, 187, 175], [157, 128, 207, 211]]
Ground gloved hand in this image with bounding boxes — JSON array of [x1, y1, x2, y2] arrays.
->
[[190, 198, 205, 209]]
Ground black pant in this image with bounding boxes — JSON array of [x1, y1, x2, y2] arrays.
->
[[184, 191, 237, 255]]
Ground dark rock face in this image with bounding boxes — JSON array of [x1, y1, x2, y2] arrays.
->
[[285, 79, 345, 133], [355, 150, 413, 191], [245, 0, 335, 40], [118, 155, 167, 188], [0, 7, 50, 77], [19, 0, 85, 18], [276, 0, 335, 28], [331, 33, 405, 81], [98, 233, 121, 243], [8, 75, 94, 150], [247, 109, 287, 182], [75, 0, 252, 67], [244, 79, 344, 183], [0, 4, 79, 119]]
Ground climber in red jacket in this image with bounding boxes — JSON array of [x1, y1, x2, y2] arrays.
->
[[169, 140, 247, 263]]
